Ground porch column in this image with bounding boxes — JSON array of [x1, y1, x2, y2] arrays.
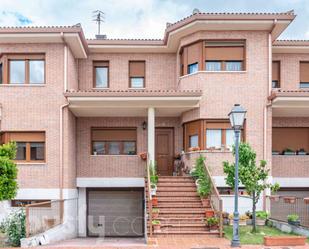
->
[[147, 107, 155, 165]]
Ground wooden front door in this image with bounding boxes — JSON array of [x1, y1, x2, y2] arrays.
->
[[155, 128, 174, 176]]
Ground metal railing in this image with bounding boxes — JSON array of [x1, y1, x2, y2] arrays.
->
[[204, 161, 223, 237], [146, 157, 153, 237], [25, 200, 64, 237], [268, 196, 309, 228]]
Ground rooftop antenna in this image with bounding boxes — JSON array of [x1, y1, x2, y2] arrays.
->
[[92, 10, 105, 38]]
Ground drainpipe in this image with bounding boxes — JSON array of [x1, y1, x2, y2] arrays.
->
[[60, 32, 68, 92]]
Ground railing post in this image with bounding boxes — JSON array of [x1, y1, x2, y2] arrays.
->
[[25, 206, 30, 238]]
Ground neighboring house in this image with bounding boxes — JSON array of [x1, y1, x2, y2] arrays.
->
[[0, 9, 308, 242]]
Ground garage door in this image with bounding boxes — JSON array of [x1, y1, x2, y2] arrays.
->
[[87, 189, 144, 237]]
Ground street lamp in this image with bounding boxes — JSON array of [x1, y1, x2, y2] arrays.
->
[[228, 104, 246, 248]]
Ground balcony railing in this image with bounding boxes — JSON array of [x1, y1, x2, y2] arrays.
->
[[272, 155, 309, 177]]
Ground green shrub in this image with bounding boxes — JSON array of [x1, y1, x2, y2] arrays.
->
[[256, 211, 268, 220], [191, 156, 212, 197], [152, 220, 160, 225], [287, 214, 299, 222], [197, 176, 211, 197], [0, 209, 26, 247], [149, 162, 158, 185], [206, 217, 219, 226]]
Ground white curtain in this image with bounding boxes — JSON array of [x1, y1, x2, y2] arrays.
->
[[206, 129, 222, 148]]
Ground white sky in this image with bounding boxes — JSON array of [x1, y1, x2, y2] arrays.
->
[[0, 0, 308, 39]]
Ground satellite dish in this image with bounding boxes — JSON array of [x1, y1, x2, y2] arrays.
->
[[192, 8, 201, 15]]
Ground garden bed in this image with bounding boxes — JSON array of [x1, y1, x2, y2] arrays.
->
[[224, 225, 307, 245]]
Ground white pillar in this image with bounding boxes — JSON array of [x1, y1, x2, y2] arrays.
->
[[147, 107, 155, 165]]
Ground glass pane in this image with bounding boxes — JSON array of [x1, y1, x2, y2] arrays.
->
[[123, 142, 136, 155], [29, 60, 44, 84], [226, 61, 242, 71], [30, 142, 45, 160], [272, 80, 279, 88], [189, 135, 198, 148], [95, 67, 108, 88], [108, 142, 120, 155], [16, 142, 26, 160], [300, 82, 309, 88], [226, 129, 241, 150], [10, 60, 25, 84], [188, 63, 198, 74], [0, 63, 2, 84], [206, 61, 221, 71], [206, 129, 222, 149], [130, 77, 144, 88], [92, 142, 106, 155]]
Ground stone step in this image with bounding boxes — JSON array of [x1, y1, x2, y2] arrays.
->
[[159, 208, 206, 214], [155, 196, 201, 202], [156, 202, 204, 208], [157, 217, 206, 224], [157, 182, 196, 187], [153, 230, 220, 236], [156, 187, 197, 192], [155, 191, 199, 197]]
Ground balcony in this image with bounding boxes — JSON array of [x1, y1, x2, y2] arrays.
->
[[272, 155, 309, 178]]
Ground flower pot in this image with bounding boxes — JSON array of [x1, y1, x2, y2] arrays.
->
[[152, 212, 159, 219], [304, 197, 309, 204], [256, 218, 266, 226], [139, 152, 147, 160], [152, 197, 158, 207], [269, 195, 280, 202], [153, 224, 161, 232], [272, 151, 280, 155], [205, 210, 214, 218], [239, 219, 247, 226], [298, 151, 307, 155], [284, 196, 296, 204], [283, 151, 296, 155], [264, 236, 306, 246], [201, 198, 211, 208], [150, 184, 157, 196], [288, 220, 300, 226], [209, 225, 218, 232], [229, 219, 233, 226]]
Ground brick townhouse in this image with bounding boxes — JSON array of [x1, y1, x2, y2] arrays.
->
[[0, 9, 308, 243]]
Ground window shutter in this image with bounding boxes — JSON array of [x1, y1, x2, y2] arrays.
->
[[92, 129, 137, 141], [300, 62, 309, 82], [6, 132, 45, 142], [129, 61, 145, 77], [187, 42, 202, 65], [205, 41, 244, 61], [205, 122, 231, 129], [94, 61, 109, 67], [272, 61, 280, 81]]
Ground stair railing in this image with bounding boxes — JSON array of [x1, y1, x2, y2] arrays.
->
[[146, 155, 153, 237], [203, 161, 223, 237]]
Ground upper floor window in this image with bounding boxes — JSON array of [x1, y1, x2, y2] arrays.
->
[[300, 62, 309, 88], [272, 61, 280, 88], [1, 132, 45, 162], [93, 61, 109, 88], [189, 135, 198, 148], [188, 63, 198, 74], [91, 128, 137, 155], [181, 41, 202, 75], [129, 61, 145, 88], [205, 41, 245, 71], [0, 54, 45, 84]]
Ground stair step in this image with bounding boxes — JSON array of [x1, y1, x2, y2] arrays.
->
[[153, 230, 219, 235], [155, 197, 201, 202], [159, 209, 206, 214], [156, 187, 197, 192], [157, 203, 203, 208], [156, 192, 199, 197]]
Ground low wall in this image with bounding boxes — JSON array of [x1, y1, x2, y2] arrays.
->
[[270, 219, 309, 237], [221, 195, 263, 215]]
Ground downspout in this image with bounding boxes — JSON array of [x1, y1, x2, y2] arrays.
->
[[61, 32, 68, 92]]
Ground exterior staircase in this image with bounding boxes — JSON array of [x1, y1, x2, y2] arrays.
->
[[147, 176, 220, 236]]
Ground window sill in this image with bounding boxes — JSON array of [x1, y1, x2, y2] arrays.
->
[[16, 162, 46, 166], [0, 84, 45, 87], [128, 87, 146, 90], [179, 70, 247, 79], [184, 149, 232, 154], [92, 87, 109, 90]]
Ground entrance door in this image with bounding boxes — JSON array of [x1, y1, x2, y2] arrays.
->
[[87, 189, 144, 237], [155, 128, 174, 176]]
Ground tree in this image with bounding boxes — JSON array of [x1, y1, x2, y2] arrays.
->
[[0, 142, 18, 201], [223, 143, 274, 233]]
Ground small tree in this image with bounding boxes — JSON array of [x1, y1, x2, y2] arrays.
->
[[0, 142, 18, 201], [223, 143, 274, 233]]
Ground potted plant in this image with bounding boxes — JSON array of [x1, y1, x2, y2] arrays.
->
[[284, 196, 296, 204], [239, 214, 248, 226], [205, 210, 214, 218], [269, 183, 280, 202], [139, 152, 147, 160], [152, 208, 160, 219], [246, 211, 253, 225], [272, 150, 280, 155], [152, 196, 158, 207], [152, 220, 161, 232], [189, 146, 200, 152], [205, 217, 219, 232], [256, 211, 268, 226], [283, 148, 296, 155], [287, 214, 300, 226], [222, 212, 229, 225], [297, 148, 307, 155]]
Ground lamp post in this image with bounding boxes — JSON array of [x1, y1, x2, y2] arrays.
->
[[228, 104, 247, 248]]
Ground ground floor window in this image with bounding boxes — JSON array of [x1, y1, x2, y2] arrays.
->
[[11, 199, 51, 207], [91, 128, 137, 155], [1, 132, 45, 162]]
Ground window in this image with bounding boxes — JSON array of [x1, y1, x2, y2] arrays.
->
[[189, 135, 199, 148], [272, 61, 280, 88], [91, 128, 137, 155], [206, 61, 221, 71], [2, 55, 46, 84], [11, 200, 50, 207], [206, 129, 222, 149], [2, 132, 45, 162], [300, 62, 309, 88], [94, 61, 109, 88], [226, 129, 241, 150], [129, 61, 145, 88], [188, 63, 198, 74], [204, 41, 245, 71]]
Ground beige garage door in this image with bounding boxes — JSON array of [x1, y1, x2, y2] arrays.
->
[[87, 189, 144, 237]]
